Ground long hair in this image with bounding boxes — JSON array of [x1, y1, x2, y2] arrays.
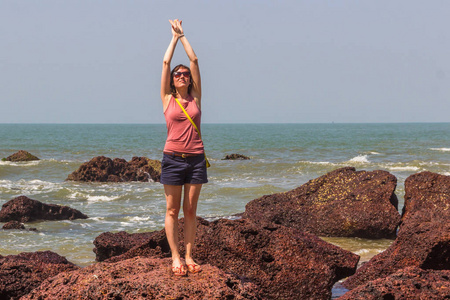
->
[[170, 64, 194, 96]]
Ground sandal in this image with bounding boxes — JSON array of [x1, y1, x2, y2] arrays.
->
[[187, 263, 202, 274], [172, 265, 187, 276]]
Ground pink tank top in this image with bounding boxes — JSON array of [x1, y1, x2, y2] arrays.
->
[[163, 96, 204, 154]]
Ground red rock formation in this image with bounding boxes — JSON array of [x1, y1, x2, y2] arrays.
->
[[0, 251, 78, 300], [21, 257, 259, 300], [95, 217, 359, 300], [93, 230, 169, 262], [339, 267, 450, 299], [243, 167, 400, 238], [66, 156, 161, 182], [401, 171, 450, 222], [0, 195, 88, 222], [343, 171, 450, 290]]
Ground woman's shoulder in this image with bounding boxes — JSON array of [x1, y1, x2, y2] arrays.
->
[[163, 94, 175, 113]]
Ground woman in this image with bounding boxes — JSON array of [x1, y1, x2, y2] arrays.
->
[[160, 19, 207, 276]]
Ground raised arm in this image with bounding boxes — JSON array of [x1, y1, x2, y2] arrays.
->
[[161, 20, 182, 110], [178, 29, 201, 105], [171, 20, 202, 107]]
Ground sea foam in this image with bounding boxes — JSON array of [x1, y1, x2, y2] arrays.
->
[[385, 165, 420, 172], [348, 155, 370, 164], [87, 195, 120, 202], [430, 148, 450, 152], [0, 160, 41, 167]]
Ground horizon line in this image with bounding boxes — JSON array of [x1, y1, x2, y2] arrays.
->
[[0, 121, 449, 125]]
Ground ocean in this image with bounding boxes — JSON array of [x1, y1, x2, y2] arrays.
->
[[1, 123, 449, 296]]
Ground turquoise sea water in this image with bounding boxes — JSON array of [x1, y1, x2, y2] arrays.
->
[[1, 123, 449, 296]]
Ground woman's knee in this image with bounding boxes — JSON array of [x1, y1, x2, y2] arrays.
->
[[166, 207, 180, 218], [183, 206, 197, 219]]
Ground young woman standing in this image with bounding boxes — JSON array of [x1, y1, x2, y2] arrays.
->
[[160, 19, 207, 276]]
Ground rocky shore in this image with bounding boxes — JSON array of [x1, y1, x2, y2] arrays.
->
[[1, 167, 449, 299]]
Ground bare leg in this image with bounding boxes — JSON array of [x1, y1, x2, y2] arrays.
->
[[183, 183, 202, 267], [164, 184, 184, 271]]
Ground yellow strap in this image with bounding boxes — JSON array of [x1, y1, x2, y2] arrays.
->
[[174, 98, 211, 168], [174, 98, 202, 139]]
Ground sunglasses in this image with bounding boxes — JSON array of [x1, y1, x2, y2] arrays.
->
[[173, 71, 191, 78]]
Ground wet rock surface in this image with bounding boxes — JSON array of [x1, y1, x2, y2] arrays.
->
[[2, 220, 25, 230], [0, 195, 88, 222], [22, 257, 259, 300], [243, 167, 400, 238], [0, 251, 79, 300], [223, 153, 251, 160], [2, 150, 39, 162], [97, 217, 359, 300], [66, 155, 161, 182], [339, 267, 450, 299], [343, 171, 450, 290]]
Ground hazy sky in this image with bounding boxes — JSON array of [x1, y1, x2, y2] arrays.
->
[[1, 1, 449, 124]]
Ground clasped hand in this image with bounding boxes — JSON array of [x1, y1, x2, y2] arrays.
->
[[169, 19, 184, 38]]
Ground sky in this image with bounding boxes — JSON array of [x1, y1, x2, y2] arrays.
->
[[1, 1, 449, 124]]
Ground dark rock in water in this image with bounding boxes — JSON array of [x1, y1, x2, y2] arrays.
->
[[0, 195, 88, 222], [21, 257, 259, 300], [2, 150, 39, 162], [243, 167, 400, 238], [2, 220, 26, 230], [93, 230, 169, 262], [103, 217, 359, 300], [339, 267, 450, 300], [343, 171, 450, 290], [66, 155, 161, 182], [223, 153, 250, 160], [1, 220, 38, 231], [0, 251, 79, 300]]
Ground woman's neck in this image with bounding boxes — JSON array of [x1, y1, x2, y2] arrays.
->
[[175, 90, 189, 100]]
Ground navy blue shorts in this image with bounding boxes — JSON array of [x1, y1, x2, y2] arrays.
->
[[160, 153, 208, 185]]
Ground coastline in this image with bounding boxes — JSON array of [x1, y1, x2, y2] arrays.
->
[[1, 123, 449, 298]]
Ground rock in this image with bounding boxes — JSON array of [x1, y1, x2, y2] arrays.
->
[[101, 217, 359, 300], [338, 267, 450, 300], [66, 156, 161, 182], [1, 220, 37, 231], [2, 220, 25, 230], [401, 171, 450, 222], [2, 150, 39, 162], [344, 211, 450, 289], [196, 218, 359, 299], [243, 167, 401, 238], [119, 156, 161, 182], [93, 230, 169, 262], [0, 195, 88, 222], [223, 153, 251, 160], [22, 257, 259, 300], [0, 251, 79, 300], [343, 171, 450, 290]]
